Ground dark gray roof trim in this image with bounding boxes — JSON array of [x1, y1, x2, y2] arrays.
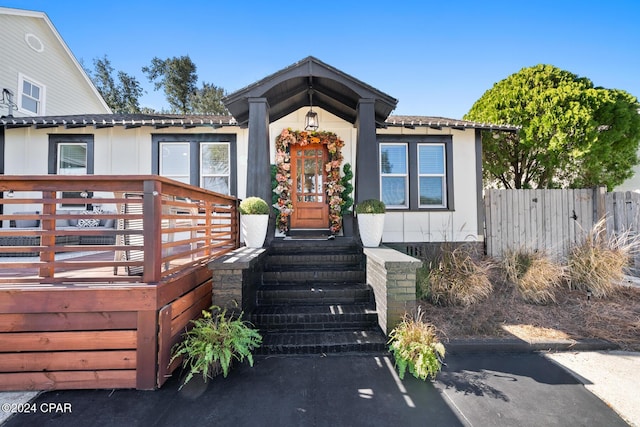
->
[[0, 114, 235, 129], [223, 56, 398, 127], [1, 113, 519, 132], [386, 115, 520, 131]]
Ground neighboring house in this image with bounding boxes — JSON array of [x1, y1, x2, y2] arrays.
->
[[0, 7, 111, 118], [0, 57, 517, 247]]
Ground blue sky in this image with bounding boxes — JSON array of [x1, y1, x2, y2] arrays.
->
[[5, 0, 639, 118]]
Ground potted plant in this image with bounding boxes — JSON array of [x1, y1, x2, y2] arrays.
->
[[170, 306, 262, 389], [355, 199, 386, 247], [239, 196, 270, 248]]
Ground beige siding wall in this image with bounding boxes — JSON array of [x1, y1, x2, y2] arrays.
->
[[0, 12, 109, 116], [3, 109, 481, 243]]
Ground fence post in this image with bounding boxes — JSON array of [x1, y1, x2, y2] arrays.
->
[[39, 190, 56, 278], [593, 186, 607, 238], [143, 179, 163, 284]]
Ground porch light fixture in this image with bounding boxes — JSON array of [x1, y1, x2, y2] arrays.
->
[[304, 88, 319, 131]]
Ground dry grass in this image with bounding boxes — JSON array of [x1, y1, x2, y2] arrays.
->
[[568, 219, 637, 298], [503, 248, 565, 304], [426, 245, 494, 307], [421, 278, 640, 351]]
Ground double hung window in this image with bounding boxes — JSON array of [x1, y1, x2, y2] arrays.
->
[[378, 136, 452, 210], [18, 74, 45, 115], [153, 135, 236, 195]]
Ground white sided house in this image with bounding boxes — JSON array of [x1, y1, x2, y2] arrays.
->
[[0, 7, 111, 117], [0, 57, 516, 250]]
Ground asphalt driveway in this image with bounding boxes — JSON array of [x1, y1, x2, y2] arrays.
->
[[2, 352, 628, 427]]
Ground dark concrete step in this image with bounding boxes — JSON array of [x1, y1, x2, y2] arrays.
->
[[262, 269, 366, 283], [264, 253, 363, 270], [268, 238, 361, 256], [256, 283, 374, 305], [256, 328, 388, 355], [252, 304, 378, 331]]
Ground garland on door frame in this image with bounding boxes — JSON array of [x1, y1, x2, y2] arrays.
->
[[273, 128, 345, 234]]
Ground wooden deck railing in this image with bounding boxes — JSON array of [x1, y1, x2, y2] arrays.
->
[[0, 175, 240, 284]]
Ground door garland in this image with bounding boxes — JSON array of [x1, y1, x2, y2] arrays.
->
[[273, 128, 345, 234]]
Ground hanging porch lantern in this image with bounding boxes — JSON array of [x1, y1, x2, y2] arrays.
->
[[304, 88, 319, 131]]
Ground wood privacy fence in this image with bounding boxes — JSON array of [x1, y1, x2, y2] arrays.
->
[[485, 188, 640, 264]]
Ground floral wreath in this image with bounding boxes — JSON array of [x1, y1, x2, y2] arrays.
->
[[273, 128, 345, 233]]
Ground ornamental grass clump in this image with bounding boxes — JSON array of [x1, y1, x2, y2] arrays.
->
[[568, 219, 637, 298], [503, 248, 565, 304], [428, 244, 493, 306], [388, 307, 445, 381], [170, 306, 262, 389]]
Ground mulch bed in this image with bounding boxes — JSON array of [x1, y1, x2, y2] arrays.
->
[[421, 280, 640, 351]]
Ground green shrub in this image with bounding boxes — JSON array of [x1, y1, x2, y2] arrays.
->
[[503, 248, 565, 304], [428, 244, 493, 306], [388, 307, 445, 381], [170, 306, 262, 388], [340, 163, 354, 215], [239, 197, 270, 215], [355, 199, 386, 214], [568, 219, 636, 298]]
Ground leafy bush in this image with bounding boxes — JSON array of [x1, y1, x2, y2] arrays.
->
[[388, 307, 445, 381], [428, 244, 493, 306], [568, 219, 636, 298], [355, 199, 386, 214], [503, 248, 565, 304], [170, 306, 262, 388], [239, 197, 270, 215]]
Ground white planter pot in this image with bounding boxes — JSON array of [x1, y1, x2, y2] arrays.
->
[[358, 213, 385, 247], [241, 215, 269, 248]]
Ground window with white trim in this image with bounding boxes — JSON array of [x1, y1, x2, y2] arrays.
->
[[418, 144, 446, 207], [160, 142, 190, 184], [18, 74, 45, 115], [380, 143, 408, 208], [200, 142, 230, 194], [48, 136, 94, 209]]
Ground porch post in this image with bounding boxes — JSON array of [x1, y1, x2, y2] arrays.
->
[[247, 97, 271, 204], [355, 98, 379, 203]]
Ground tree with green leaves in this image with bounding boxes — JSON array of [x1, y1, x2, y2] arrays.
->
[[465, 64, 640, 190], [89, 55, 144, 113], [143, 55, 198, 114], [192, 82, 229, 115]]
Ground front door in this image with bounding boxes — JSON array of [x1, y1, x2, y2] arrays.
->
[[290, 144, 329, 229]]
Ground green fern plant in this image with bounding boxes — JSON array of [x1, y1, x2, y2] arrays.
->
[[170, 305, 262, 388], [388, 307, 445, 381]]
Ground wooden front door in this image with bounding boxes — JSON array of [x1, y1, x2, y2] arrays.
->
[[290, 144, 329, 229]]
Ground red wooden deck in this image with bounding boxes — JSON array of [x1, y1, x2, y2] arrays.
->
[[0, 176, 239, 390]]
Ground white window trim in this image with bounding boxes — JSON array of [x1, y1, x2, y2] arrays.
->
[[17, 73, 46, 116], [417, 143, 447, 208], [200, 142, 231, 195], [160, 142, 191, 184], [379, 143, 409, 209], [57, 142, 88, 209]]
